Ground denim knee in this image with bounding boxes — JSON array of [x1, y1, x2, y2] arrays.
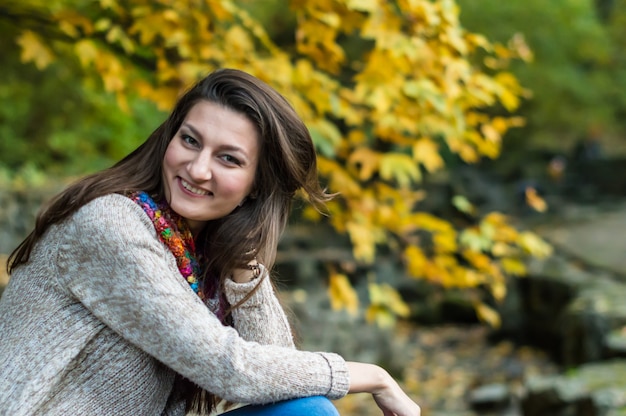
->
[[219, 396, 340, 416]]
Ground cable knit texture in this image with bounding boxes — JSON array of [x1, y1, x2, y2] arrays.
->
[[0, 194, 349, 416]]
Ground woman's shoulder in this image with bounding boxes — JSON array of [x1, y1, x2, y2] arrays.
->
[[72, 193, 152, 230]]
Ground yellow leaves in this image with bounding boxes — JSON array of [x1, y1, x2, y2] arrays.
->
[[106, 25, 135, 53], [501, 258, 526, 276], [494, 72, 523, 112], [295, 2, 347, 73], [508, 33, 534, 62], [403, 78, 437, 99], [328, 273, 412, 328], [404, 245, 427, 278], [359, 3, 401, 41], [452, 195, 475, 215], [346, 220, 383, 263], [413, 138, 445, 173], [403, 79, 447, 114], [463, 250, 492, 273], [366, 282, 410, 328], [317, 157, 361, 197], [74, 40, 98, 67], [94, 17, 112, 32], [17, 31, 54, 69], [407, 211, 454, 233], [465, 33, 491, 52], [56, 10, 95, 38], [97, 53, 125, 93], [524, 186, 548, 213], [128, 11, 161, 44], [379, 153, 421, 187], [482, 212, 519, 242], [474, 302, 501, 328], [481, 123, 501, 144], [348, 147, 380, 181], [291, 59, 340, 116], [460, 228, 491, 252], [58, 20, 80, 39], [10, 0, 546, 330], [346, 140, 437, 194], [438, 0, 460, 25], [490, 280, 507, 302], [518, 231, 553, 258], [328, 271, 359, 316], [355, 50, 404, 90], [346, 0, 379, 13], [434, 232, 457, 254], [225, 25, 254, 55], [99, 0, 124, 14], [140, 85, 181, 112]]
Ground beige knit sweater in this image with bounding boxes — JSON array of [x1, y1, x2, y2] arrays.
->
[[0, 194, 349, 415]]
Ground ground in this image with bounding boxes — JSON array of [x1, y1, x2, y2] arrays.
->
[[333, 323, 558, 416]]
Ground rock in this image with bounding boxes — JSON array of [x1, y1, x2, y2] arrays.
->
[[468, 383, 511, 411], [509, 255, 591, 356], [283, 289, 412, 379], [0, 187, 59, 254], [605, 329, 626, 358], [521, 359, 626, 416], [494, 252, 626, 366], [559, 279, 626, 366]]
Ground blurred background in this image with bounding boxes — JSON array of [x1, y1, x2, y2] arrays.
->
[[2, 0, 626, 414]]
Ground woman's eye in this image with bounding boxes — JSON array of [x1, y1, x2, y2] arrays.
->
[[181, 134, 199, 147], [221, 154, 241, 165]]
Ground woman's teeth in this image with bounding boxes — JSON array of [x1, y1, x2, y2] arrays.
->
[[181, 179, 209, 195]]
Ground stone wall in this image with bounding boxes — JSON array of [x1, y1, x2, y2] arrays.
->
[[0, 186, 60, 254]]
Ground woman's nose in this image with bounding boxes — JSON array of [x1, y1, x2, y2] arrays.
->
[[188, 152, 212, 181]]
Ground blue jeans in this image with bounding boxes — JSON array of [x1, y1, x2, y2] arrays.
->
[[218, 396, 340, 416]]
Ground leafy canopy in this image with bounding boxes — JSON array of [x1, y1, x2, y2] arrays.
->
[[3, 0, 551, 326]]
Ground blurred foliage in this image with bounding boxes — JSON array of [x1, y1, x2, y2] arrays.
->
[[0, 0, 554, 326], [0, 17, 165, 177], [457, 0, 626, 148]]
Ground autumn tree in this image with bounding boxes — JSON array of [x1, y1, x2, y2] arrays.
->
[[1, 0, 551, 326]]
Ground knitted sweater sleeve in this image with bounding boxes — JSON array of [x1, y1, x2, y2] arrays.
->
[[55, 195, 349, 404], [224, 271, 296, 348]]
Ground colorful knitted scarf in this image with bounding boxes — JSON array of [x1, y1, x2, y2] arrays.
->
[[129, 191, 206, 297]]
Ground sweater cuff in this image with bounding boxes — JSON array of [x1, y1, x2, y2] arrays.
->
[[223, 265, 273, 307], [319, 352, 350, 400]]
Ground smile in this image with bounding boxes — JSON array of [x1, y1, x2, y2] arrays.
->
[[181, 178, 211, 196]]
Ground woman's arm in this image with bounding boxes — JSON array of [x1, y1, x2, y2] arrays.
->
[[229, 259, 420, 416], [55, 195, 349, 405], [224, 270, 296, 348], [347, 362, 421, 416]]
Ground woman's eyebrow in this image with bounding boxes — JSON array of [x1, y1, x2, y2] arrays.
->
[[181, 122, 203, 138]]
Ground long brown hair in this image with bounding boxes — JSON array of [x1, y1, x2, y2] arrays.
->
[[8, 68, 332, 413]]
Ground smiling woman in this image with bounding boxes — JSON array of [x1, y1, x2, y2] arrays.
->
[[0, 69, 420, 416], [162, 101, 260, 234]]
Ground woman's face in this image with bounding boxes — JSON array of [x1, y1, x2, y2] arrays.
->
[[162, 100, 259, 234]]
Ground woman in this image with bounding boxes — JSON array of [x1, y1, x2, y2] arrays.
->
[[0, 69, 420, 416]]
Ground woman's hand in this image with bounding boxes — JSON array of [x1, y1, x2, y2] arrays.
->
[[346, 362, 420, 416], [231, 259, 262, 284]]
